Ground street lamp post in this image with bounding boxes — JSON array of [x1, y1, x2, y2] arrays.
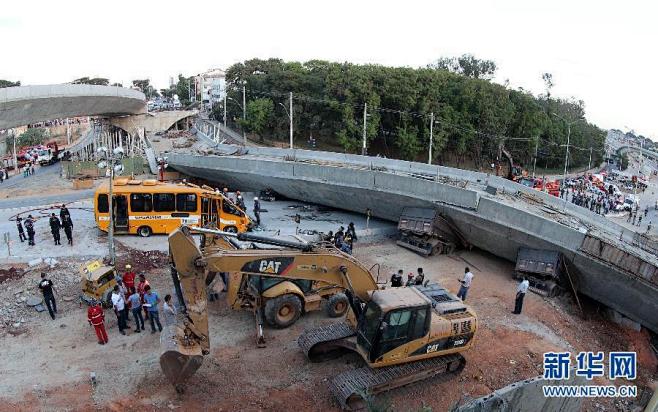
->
[[428, 112, 434, 165], [242, 85, 246, 145], [228, 96, 245, 146], [553, 113, 582, 190], [97, 146, 125, 265], [362, 103, 368, 156], [278, 92, 294, 149]]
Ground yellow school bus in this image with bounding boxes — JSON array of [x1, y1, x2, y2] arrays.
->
[[94, 179, 252, 237]]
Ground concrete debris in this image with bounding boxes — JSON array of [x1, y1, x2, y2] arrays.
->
[[28, 258, 43, 267]]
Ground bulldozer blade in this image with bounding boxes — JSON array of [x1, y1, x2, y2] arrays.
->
[[160, 325, 204, 391]]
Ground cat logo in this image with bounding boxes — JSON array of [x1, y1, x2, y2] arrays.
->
[[259, 260, 282, 274]]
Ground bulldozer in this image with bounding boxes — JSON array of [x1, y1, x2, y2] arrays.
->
[[162, 226, 478, 409]]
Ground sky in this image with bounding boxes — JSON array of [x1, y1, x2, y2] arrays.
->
[[2, 0, 657, 138]]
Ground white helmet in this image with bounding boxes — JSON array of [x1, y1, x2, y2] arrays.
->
[[254, 197, 258, 201]]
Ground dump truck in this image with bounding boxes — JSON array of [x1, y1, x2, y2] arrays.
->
[[397, 207, 461, 256], [514, 248, 563, 297]]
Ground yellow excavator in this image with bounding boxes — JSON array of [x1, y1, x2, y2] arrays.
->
[[162, 226, 478, 409]]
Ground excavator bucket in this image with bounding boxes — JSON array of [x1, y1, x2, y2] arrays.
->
[[160, 324, 204, 391]]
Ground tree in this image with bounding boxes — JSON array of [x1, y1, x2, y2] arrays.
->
[[111, 82, 123, 87], [160, 87, 176, 98], [430, 54, 497, 80], [620, 153, 629, 171], [176, 75, 191, 105], [132, 79, 159, 99], [242, 98, 274, 140], [16, 128, 47, 147], [72, 77, 110, 86], [0, 80, 20, 88], [542, 73, 554, 98]]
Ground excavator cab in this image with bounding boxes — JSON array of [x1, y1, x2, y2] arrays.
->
[[357, 297, 430, 363]]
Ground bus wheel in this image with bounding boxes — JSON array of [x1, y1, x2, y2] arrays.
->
[[137, 226, 152, 237], [224, 226, 238, 233]]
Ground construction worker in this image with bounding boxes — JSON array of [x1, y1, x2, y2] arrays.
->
[[87, 300, 108, 344], [62, 214, 73, 245], [25, 215, 36, 246], [38, 272, 57, 320], [456, 267, 474, 301], [49, 213, 61, 245], [346, 222, 357, 247], [253, 197, 261, 225], [16, 217, 26, 243], [513, 277, 530, 315], [123, 264, 136, 291], [236, 191, 246, 211], [390, 270, 403, 287]]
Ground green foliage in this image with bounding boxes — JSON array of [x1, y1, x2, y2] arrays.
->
[[132, 79, 159, 99], [0, 79, 20, 88], [430, 54, 497, 79], [16, 128, 47, 147], [222, 58, 605, 169], [72, 77, 109, 86], [176, 75, 191, 105], [241, 98, 274, 139], [111, 82, 123, 87]]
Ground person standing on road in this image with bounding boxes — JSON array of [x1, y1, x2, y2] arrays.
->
[[390, 269, 403, 287], [143, 285, 163, 333], [512, 277, 530, 315], [456, 267, 474, 301], [253, 197, 261, 225], [645, 206, 649, 218], [59, 205, 71, 223], [127, 287, 144, 333], [38, 272, 57, 320], [87, 300, 108, 345], [25, 215, 36, 246], [122, 264, 136, 291], [163, 294, 177, 326], [49, 213, 61, 245], [638, 215, 643, 227], [137, 273, 150, 320], [16, 217, 26, 243], [62, 215, 73, 245], [111, 285, 128, 335]]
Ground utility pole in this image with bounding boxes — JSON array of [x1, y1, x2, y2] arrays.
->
[[532, 138, 539, 178], [242, 85, 247, 145], [289, 91, 294, 149], [564, 122, 571, 179], [428, 112, 434, 165], [588, 147, 593, 170], [108, 166, 115, 264], [362, 103, 367, 156], [11, 129, 17, 177], [223, 93, 227, 130]]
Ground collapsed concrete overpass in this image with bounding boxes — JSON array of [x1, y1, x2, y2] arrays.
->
[[0, 84, 146, 130], [616, 145, 658, 161], [168, 142, 658, 334]]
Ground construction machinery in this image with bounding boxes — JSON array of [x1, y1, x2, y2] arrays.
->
[[514, 248, 564, 297], [79, 260, 118, 307], [397, 207, 469, 256], [162, 226, 477, 409], [201, 231, 350, 335]]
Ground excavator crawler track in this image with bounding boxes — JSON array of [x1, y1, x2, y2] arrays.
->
[[298, 322, 356, 362], [330, 354, 465, 410]]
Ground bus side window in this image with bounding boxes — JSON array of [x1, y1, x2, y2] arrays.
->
[[130, 194, 152, 212], [97, 194, 109, 213], [176, 193, 198, 212], [153, 193, 175, 212]]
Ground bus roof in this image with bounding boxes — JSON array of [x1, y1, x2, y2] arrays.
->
[[96, 179, 217, 195]]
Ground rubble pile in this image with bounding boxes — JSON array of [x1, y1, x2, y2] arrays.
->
[[0, 260, 80, 335], [116, 247, 169, 271]]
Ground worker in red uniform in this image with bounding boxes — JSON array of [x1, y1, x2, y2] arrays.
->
[[87, 300, 108, 345], [137, 273, 150, 320], [122, 264, 136, 292]]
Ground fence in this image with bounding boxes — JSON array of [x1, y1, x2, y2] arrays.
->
[[62, 156, 146, 179]]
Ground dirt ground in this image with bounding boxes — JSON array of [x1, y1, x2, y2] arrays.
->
[[0, 239, 656, 412]]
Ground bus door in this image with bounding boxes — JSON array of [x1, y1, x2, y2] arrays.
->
[[113, 195, 129, 231], [201, 196, 211, 226], [210, 197, 219, 227]]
